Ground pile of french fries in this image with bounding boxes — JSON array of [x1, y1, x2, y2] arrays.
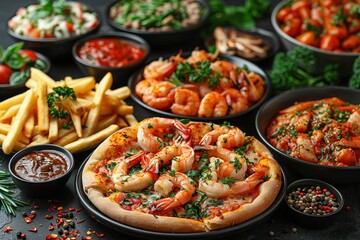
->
[[0, 68, 138, 154]]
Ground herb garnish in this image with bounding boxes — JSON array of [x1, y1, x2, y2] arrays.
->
[[47, 86, 76, 119]]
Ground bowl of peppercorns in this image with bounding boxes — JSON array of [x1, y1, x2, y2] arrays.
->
[[285, 179, 344, 228]]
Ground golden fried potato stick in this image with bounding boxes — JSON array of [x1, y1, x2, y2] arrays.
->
[[107, 86, 131, 100], [0, 105, 20, 122], [23, 113, 35, 139], [116, 105, 134, 116], [65, 98, 85, 116], [70, 110, 82, 137], [0, 92, 26, 111], [67, 76, 96, 94], [37, 79, 49, 134], [64, 124, 119, 153], [30, 68, 61, 88], [2, 90, 36, 154], [28, 135, 50, 146], [0, 123, 29, 145], [116, 116, 129, 128], [54, 131, 79, 146], [83, 73, 113, 137], [48, 117, 58, 142], [0, 134, 27, 152], [95, 114, 117, 132], [124, 114, 138, 126]]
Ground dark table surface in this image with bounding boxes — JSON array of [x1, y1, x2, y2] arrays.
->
[[1, 0, 360, 239]]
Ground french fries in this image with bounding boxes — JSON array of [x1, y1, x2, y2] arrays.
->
[[0, 68, 138, 154]]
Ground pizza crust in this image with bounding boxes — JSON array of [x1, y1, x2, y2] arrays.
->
[[81, 119, 283, 233]]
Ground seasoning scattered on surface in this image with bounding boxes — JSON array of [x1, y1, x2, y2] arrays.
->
[[286, 186, 341, 215]]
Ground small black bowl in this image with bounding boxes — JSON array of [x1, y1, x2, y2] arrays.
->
[[285, 179, 344, 228], [8, 144, 75, 197], [72, 31, 150, 88], [7, 1, 101, 59], [255, 86, 360, 184], [129, 53, 271, 122], [106, 0, 210, 47], [205, 27, 280, 62], [0, 51, 51, 101]]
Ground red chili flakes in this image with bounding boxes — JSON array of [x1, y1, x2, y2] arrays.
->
[[20, 233, 27, 239], [95, 232, 105, 238], [77, 219, 86, 224], [28, 214, 36, 219], [68, 207, 75, 211], [82, 237, 92, 240], [48, 223, 55, 231], [57, 206, 63, 211], [76, 208, 82, 213], [44, 214, 53, 219], [3, 226, 13, 233], [28, 227, 37, 233], [45, 234, 61, 240], [33, 205, 39, 210], [24, 217, 33, 224]]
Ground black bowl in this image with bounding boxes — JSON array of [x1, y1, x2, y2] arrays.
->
[[255, 86, 360, 184], [106, 0, 210, 47], [129, 54, 271, 122], [205, 27, 280, 62], [8, 144, 75, 197], [271, 0, 359, 79], [75, 156, 286, 239], [72, 31, 150, 88], [7, 1, 101, 59], [0, 51, 51, 101], [285, 179, 344, 228]]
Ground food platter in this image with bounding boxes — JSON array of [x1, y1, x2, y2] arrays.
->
[[75, 155, 287, 239], [128, 54, 271, 122]]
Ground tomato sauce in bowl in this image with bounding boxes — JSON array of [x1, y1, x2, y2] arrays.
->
[[77, 38, 146, 68], [13, 150, 70, 182]]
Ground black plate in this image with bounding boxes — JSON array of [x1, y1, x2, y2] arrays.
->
[[106, 0, 210, 47], [255, 86, 360, 184], [75, 155, 287, 240], [205, 27, 280, 62], [128, 54, 271, 123]]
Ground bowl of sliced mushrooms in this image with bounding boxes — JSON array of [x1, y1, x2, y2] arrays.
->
[[207, 27, 280, 62]]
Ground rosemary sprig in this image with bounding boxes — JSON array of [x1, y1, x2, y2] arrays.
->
[[0, 170, 28, 215]]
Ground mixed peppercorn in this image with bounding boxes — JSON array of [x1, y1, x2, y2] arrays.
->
[[286, 185, 341, 216]]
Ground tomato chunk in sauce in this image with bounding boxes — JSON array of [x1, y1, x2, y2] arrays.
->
[[77, 38, 146, 67], [13, 150, 69, 182]]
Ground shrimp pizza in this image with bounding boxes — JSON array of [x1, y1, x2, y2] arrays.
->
[[82, 117, 282, 232]]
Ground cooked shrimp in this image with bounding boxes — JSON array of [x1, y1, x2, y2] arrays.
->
[[199, 125, 245, 149], [195, 145, 247, 180], [294, 133, 318, 163], [347, 110, 360, 125], [221, 88, 249, 114], [238, 70, 265, 102], [142, 81, 175, 110], [333, 148, 358, 166], [170, 88, 200, 116], [146, 144, 195, 173], [210, 60, 237, 89], [151, 172, 195, 212], [137, 118, 191, 153], [198, 92, 228, 118], [112, 151, 157, 191], [199, 169, 264, 198], [135, 78, 157, 98], [143, 53, 183, 80], [186, 49, 219, 63]]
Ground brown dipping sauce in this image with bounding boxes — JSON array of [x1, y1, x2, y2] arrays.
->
[[13, 150, 69, 182]]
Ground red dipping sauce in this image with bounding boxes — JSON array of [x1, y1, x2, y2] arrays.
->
[[13, 150, 69, 182], [77, 38, 146, 67]]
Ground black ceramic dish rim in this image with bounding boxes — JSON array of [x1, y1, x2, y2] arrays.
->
[[75, 154, 287, 239], [106, 0, 210, 36], [0, 51, 51, 88], [128, 53, 272, 122], [7, 1, 101, 43], [255, 86, 360, 171], [271, 0, 359, 57], [72, 31, 150, 71], [285, 178, 344, 218], [8, 144, 75, 184]]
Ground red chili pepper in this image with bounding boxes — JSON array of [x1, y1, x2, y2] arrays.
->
[[44, 215, 53, 219], [77, 219, 86, 224], [28, 227, 37, 233], [24, 217, 33, 224], [68, 207, 75, 211], [95, 232, 105, 238], [3, 226, 13, 233], [76, 208, 82, 213]]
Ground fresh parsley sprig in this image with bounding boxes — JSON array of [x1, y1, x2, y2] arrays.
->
[[47, 86, 76, 119]]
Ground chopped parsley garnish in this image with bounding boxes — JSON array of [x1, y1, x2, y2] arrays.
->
[[221, 177, 236, 186], [230, 157, 242, 171], [47, 86, 76, 120], [125, 148, 139, 158], [214, 158, 222, 170], [179, 118, 190, 124], [222, 121, 232, 128], [147, 123, 153, 128], [106, 162, 117, 171], [207, 199, 223, 207]]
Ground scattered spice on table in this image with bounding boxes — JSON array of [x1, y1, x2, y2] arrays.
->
[[286, 185, 341, 215]]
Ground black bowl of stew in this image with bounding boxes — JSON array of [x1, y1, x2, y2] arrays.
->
[[255, 86, 360, 184], [106, 0, 210, 47], [8, 144, 75, 197], [72, 31, 150, 88]]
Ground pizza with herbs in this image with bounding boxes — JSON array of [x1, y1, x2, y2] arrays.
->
[[82, 117, 282, 232]]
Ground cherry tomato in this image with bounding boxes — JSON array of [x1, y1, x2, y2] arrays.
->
[[281, 18, 302, 37], [0, 64, 13, 84], [321, 0, 340, 8], [342, 35, 360, 50], [20, 49, 38, 62], [276, 6, 292, 23], [29, 29, 41, 38], [320, 34, 340, 51], [348, 18, 360, 35], [327, 25, 348, 40], [291, 0, 310, 13], [298, 7, 311, 19], [310, 7, 324, 25], [296, 31, 320, 47], [284, 12, 300, 22], [353, 46, 360, 53]]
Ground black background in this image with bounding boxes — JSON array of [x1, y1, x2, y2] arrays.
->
[[0, 0, 359, 239]]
